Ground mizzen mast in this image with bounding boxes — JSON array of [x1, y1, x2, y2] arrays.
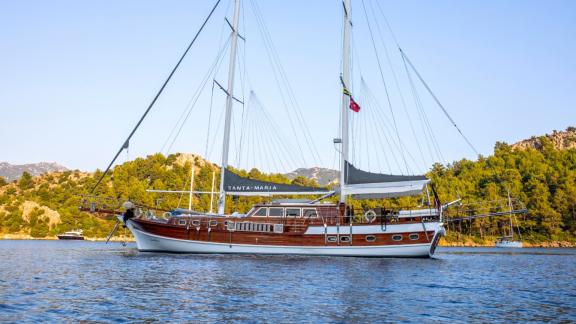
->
[[218, 0, 241, 215], [339, 0, 351, 204]]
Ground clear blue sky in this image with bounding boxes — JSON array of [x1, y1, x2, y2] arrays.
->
[[1, 0, 575, 174]]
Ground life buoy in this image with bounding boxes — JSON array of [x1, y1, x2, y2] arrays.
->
[[364, 209, 377, 222]]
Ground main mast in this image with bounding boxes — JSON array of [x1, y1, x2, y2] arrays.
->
[[218, 0, 241, 215], [339, 0, 351, 204]]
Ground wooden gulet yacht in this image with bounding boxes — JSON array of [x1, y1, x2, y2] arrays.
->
[[89, 0, 449, 257]]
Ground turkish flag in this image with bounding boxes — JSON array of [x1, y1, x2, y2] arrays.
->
[[349, 97, 360, 112]]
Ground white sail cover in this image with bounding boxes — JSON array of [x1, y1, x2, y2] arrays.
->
[[341, 162, 429, 199]]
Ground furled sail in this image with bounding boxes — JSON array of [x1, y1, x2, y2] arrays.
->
[[341, 161, 429, 199], [224, 169, 331, 196]]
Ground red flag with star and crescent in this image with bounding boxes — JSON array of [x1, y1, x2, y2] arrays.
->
[[342, 85, 361, 113], [349, 97, 360, 112]]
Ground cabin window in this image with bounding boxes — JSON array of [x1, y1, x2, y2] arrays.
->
[[327, 236, 337, 243], [303, 208, 318, 218], [209, 220, 218, 227], [178, 220, 187, 226], [273, 224, 284, 233], [340, 236, 351, 243], [392, 234, 403, 241], [192, 220, 201, 227], [365, 235, 376, 242], [285, 208, 301, 218], [409, 233, 419, 241], [269, 208, 284, 217], [253, 208, 267, 217]]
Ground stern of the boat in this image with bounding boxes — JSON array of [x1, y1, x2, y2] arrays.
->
[[428, 224, 445, 257]]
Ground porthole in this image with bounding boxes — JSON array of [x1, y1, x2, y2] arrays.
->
[[392, 234, 403, 241], [409, 233, 419, 241], [178, 220, 187, 226], [340, 236, 351, 243], [209, 220, 218, 227], [365, 235, 376, 242], [327, 236, 337, 243], [191, 220, 201, 227]]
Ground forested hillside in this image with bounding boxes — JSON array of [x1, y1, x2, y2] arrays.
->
[[0, 128, 575, 244], [430, 138, 576, 245]]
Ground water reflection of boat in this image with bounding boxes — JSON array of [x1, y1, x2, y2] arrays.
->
[[57, 229, 84, 240]]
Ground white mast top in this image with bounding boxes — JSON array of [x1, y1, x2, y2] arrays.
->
[[218, 0, 241, 215], [339, 0, 351, 204]]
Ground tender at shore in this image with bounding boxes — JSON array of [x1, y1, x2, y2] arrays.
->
[[1, 234, 574, 248]]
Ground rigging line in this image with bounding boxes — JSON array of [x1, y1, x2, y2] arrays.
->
[[235, 31, 248, 166], [400, 48, 479, 156], [252, 91, 302, 168], [165, 10, 231, 156], [360, 0, 409, 175], [372, 0, 443, 166], [90, 0, 222, 193], [205, 81, 216, 158], [254, 107, 274, 172], [366, 91, 401, 172], [362, 0, 410, 174], [257, 104, 288, 172], [261, 119, 282, 173], [251, 10, 314, 168], [361, 80, 407, 172], [250, 0, 322, 166], [362, 76, 421, 173], [362, 96, 371, 171], [207, 102, 227, 160], [252, 111, 265, 171], [402, 55, 437, 162], [368, 0, 427, 172], [359, 83, 386, 173], [252, 0, 320, 166], [165, 36, 231, 155], [249, 13, 308, 167], [373, 0, 401, 48], [403, 56, 445, 164], [176, 165, 193, 209]]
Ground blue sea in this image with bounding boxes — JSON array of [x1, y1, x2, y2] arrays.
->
[[0, 240, 574, 323]]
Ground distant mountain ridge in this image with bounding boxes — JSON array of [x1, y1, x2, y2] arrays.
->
[[511, 126, 576, 151], [0, 162, 68, 182], [284, 167, 339, 186]]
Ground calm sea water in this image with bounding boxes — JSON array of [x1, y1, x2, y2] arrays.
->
[[0, 240, 574, 323]]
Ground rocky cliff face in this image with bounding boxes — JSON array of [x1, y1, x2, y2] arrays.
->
[[0, 162, 68, 182], [511, 127, 576, 151]]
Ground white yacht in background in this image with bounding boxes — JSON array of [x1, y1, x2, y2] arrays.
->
[[496, 194, 523, 248]]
